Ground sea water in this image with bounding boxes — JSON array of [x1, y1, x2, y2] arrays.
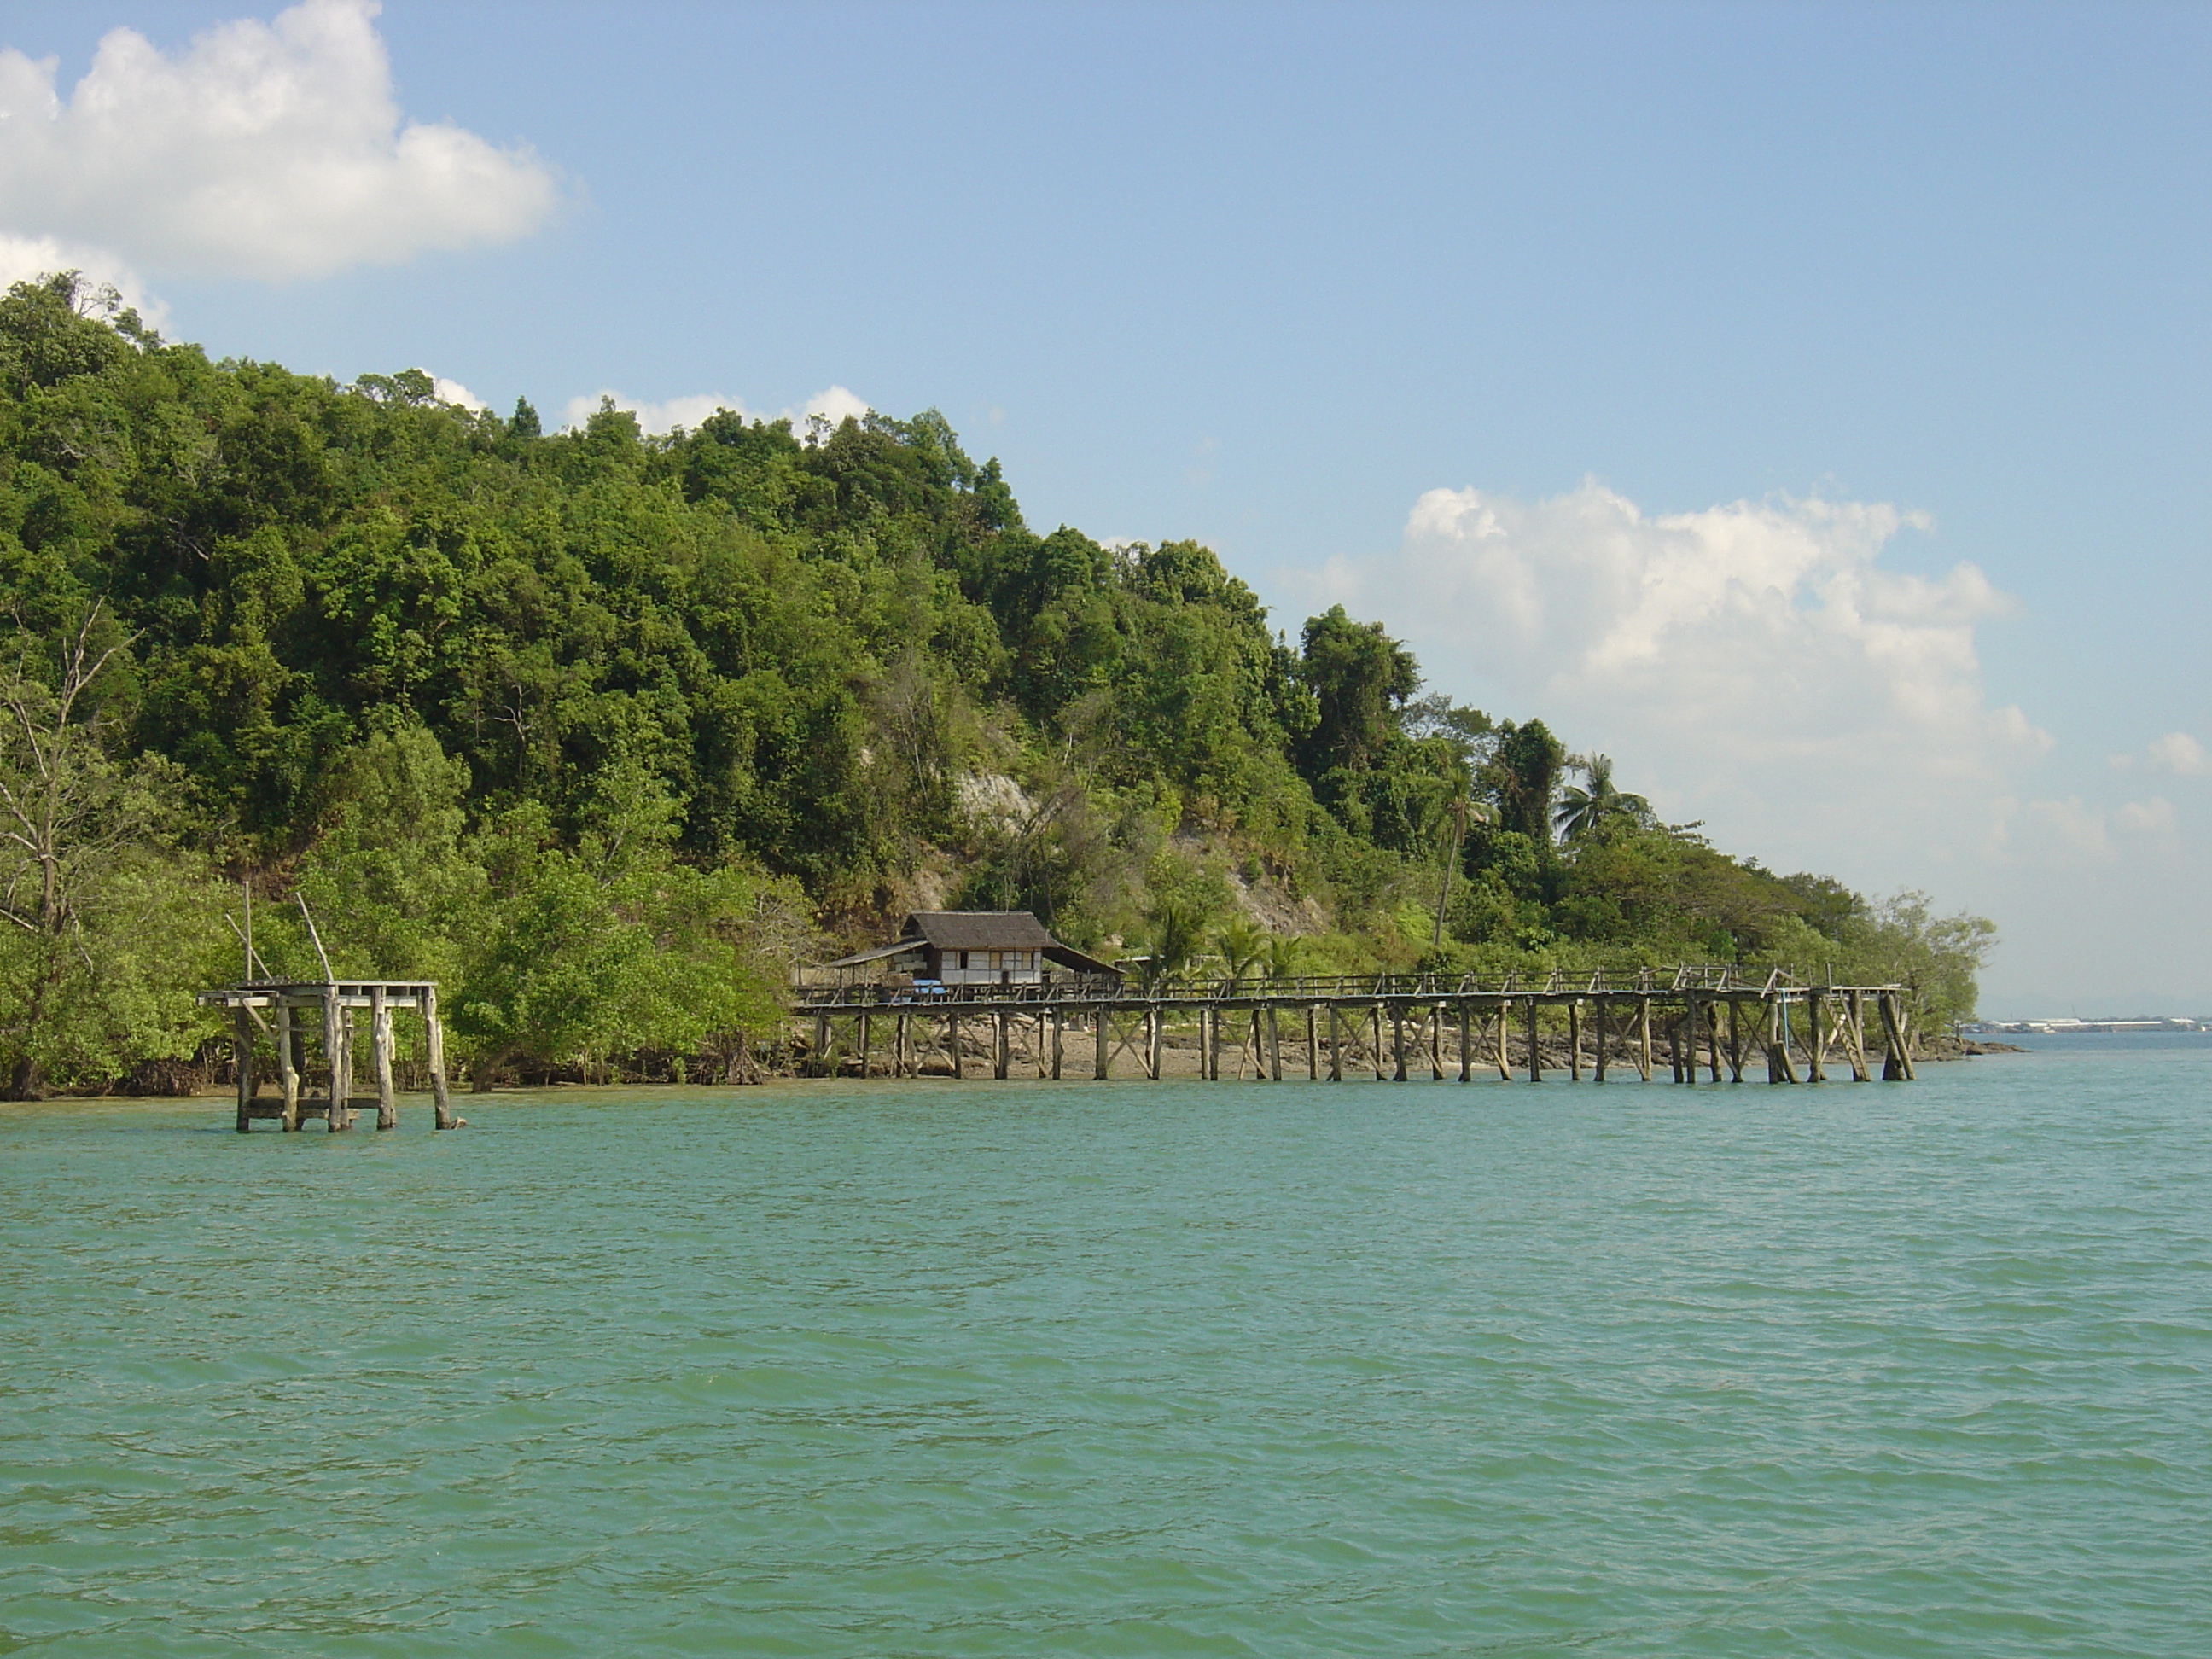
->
[[3, 1045, 2209, 1656]]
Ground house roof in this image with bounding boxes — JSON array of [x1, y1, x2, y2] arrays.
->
[[817, 911, 1122, 979], [900, 911, 1059, 951], [818, 938, 928, 971]]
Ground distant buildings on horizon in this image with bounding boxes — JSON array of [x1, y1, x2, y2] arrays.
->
[[1965, 1016, 2209, 1035]]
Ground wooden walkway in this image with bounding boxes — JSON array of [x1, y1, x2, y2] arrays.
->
[[793, 967, 1918, 1085]]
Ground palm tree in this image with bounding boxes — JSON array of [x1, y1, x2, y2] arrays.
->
[[1554, 754, 1650, 843], [1215, 917, 1267, 987], [1141, 897, 1208, 990], [1428, 792, 1496, 948], [1260, 933, 1304, 984]]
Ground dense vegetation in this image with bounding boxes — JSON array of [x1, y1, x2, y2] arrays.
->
[[0, 275, 1992, 1095]]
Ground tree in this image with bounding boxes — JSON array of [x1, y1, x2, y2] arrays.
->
[[1215, 916, 1267, 985], [1139, 894, 1209, 989], [1296, 606, 1418, 777], [1487, 719, 1566, 847], [1555, 754, 1650, 843], [0, 607, 218, 1095]]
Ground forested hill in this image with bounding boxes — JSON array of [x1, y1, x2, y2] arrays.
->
[[0, 275, 1990, 1094]]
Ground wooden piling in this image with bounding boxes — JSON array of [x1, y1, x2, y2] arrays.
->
[[1458, 1000, 1472, 1083], [277, 1001, 300, 1131], [1806, 989, 1826, 1083], [370, 985, 397, 1130], [1845, 990, 1870, 1082], [1568, 999, 1582, 1082], [1392, 1003, 1407, 1082], [1593, 998, 1608, 1082], [1268, 1005, 1284, 1081], [232, 1004, 255, 1133], [423, 985, 456, 1129], [1306, 1004, 1319, 1080], [1526, 998, 1541, 1083], [1637, 998, 1653, 1082], [326, 992, 352, 1131], [1327, 1002, 1342, 1082]]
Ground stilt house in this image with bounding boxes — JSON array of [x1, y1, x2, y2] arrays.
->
[[821, 911, 1121, 989]]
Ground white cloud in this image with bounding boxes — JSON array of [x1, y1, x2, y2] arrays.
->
[[0, 232, 165, 326], [1995, 794, 2178, 864], [1285, 480, 2047, 880], [430, 376, 485, 412], [562, 384, 870, 439], [0, 0, 557, 281], [2111, 731, 2209, 777]]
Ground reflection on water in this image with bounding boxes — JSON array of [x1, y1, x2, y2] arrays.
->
[[3, 1048, 2209, 1656]]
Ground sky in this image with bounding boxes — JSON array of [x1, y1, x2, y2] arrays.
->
[[0, 0, 2204, 1016]]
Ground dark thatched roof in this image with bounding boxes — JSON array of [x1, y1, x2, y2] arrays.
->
[[900, 911, 1057, 951]]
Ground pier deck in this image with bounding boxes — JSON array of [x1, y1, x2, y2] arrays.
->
[[792, 966, 1918, 1084]]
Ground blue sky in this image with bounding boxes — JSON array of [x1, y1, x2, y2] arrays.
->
[[3, 0, 2206, 1013]]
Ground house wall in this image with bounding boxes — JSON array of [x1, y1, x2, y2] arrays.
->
[[933, 947, 1043, 985]]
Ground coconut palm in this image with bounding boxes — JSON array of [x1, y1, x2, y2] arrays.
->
[[1215, 917, 1268, 987], [1140, 897, 1208, 990], [1554, 754, 1650, 843]]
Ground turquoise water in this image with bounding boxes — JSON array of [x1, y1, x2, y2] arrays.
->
[[3, 1051, 2209, 1656]]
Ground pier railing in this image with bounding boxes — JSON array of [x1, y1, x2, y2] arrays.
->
[[789, 964, 1920, 1085], [793, 963, 1882, 1009]]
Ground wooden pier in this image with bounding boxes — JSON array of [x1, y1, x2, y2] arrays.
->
[[792, 966, 1918, 1085], [197, 981, 459, 1132]]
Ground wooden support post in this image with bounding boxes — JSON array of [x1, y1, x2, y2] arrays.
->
[[1458, 1000, 1471, 1083], [895, 1012, 911, 1078], [1429, 1004, 1444, 1080], [1527, 998, 1541, 1083], [1726, 998, 1744, 1084], [423, 986, 456, 1129], [1683, 992, 1699, 1085], [993, 1008, 1010, 1080], [1767, 998, 1799, 1083], [1268, 1005, 1283, 1081], [948, 1011, 963, 1080], [1807, 990, 1825, 1083], [370, 985, 397, 1130], [232, 1004, 255, 1133], [1494, 1002, 1511, 1080], [855, 1011, 871, 1079], [1369, 1004, 1385, 1081], [1593, 998, 1608, 1083], [1707, 1001, 1724, 1083], [1568, 1000, 1582, 1082], [1327, 1002, 1342, 1082], [1668, 1008, 1685, 1084], [325, 992, 352, 1132], [1391, 1003, 1407, 1082], [277, 1001, 301, 1131], [1095, 1009, 1110, 1080], [1050, 1008, 1063, 1080], [1637, 998, 1653, 1083], [813, 1010, 829, 1072], [1147, 1005, 1162, 1080], [1846, 991, 1870, 1082], [1878, 992, 1907, 1080], [1306, 1004, 1319, 1080]]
